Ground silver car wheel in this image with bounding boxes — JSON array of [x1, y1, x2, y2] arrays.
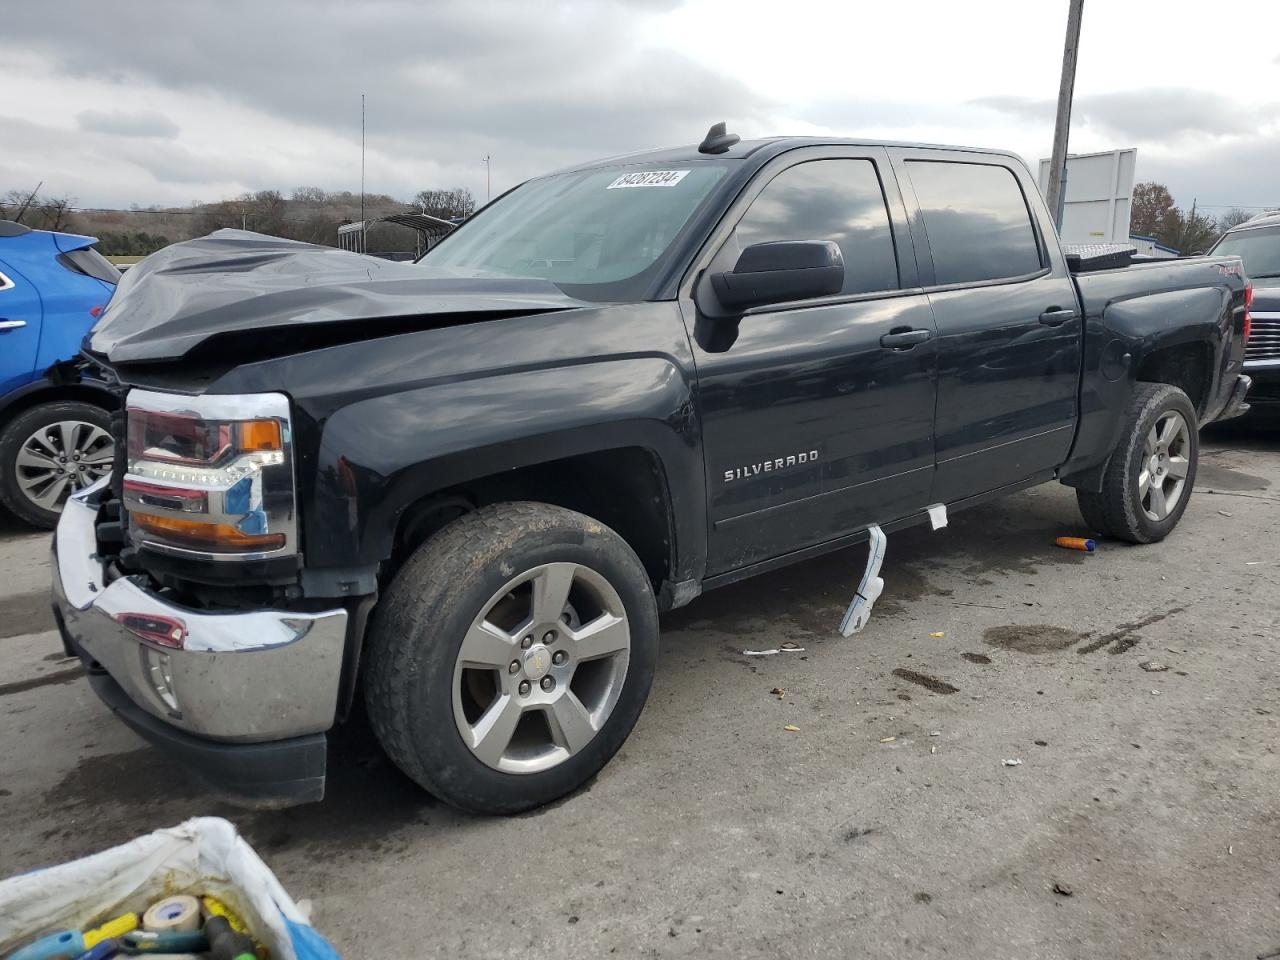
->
[[1138, 410, 1190, 522], [451, 561, 631, 775], [14, 420, 113, 512]]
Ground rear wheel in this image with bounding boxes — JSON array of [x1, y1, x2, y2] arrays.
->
[[1075, 383, 1198, 543], [363, 502, 659, 814], [0, 401, 114, 528]]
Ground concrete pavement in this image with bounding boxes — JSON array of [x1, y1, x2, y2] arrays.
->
[[2, 426, 1278, 959]]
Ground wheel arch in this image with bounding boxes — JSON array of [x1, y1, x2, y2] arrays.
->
[[0, 377, 118, 424], [387, 445, 681, 594]]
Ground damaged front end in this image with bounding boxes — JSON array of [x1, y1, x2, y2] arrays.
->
[[53, 230, 588, 805]]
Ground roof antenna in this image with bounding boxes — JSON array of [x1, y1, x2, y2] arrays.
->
[[698, 122, 739, 155]]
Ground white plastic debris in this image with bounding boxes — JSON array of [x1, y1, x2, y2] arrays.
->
[[742, 646, 805, 656], [1001, 758, 1024, 767], [840, 525, 887, 636], [927, 503, 948, 531]]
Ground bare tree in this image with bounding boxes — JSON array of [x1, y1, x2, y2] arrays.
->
[[291, 186, 328, 204], [411, 187, 476, 220], [2, 190, 77, 230], [1216, 208, 1254, 231]]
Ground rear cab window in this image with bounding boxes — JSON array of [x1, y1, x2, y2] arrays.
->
[[905, 160, 1044, 286]]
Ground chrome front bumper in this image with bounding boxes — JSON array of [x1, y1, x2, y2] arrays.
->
[[53, 478, 348, 742]]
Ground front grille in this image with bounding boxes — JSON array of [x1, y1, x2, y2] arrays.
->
[[1247, 318, 1280, 361]]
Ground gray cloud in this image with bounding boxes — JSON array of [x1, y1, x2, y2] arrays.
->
[[76, 109, 179, 139], [2, 1, 766, 199], [969, 95, 1055, 124], [973, 89, 1273, 141]]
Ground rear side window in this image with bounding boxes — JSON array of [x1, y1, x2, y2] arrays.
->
[[906, 161, 1043, 285], [734, 158, 899, 295], [57, 247, 121, 285]]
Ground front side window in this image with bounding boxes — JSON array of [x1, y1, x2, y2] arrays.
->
[[734, 158, 899, 296], [422, 161, 730, 301], [907, 161, 1043, 285], [1211, 226, 1280, 279]]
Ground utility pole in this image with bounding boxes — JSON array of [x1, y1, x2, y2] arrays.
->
[[360, 93, 366, 252], [482, 155, 491, 203], [1045, 0, 1084, 231]]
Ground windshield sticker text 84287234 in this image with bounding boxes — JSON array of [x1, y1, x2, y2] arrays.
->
[[607, 170, 691, 189]]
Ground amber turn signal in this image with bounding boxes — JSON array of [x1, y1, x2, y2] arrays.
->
[[131, 512, 286, 552]]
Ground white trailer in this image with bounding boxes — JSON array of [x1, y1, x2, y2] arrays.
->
[[1037, 148, 1137, 246]]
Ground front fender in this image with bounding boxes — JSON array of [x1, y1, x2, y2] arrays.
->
[[307, 356, 705, 576]]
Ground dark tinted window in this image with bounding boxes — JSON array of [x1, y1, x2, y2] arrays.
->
[[1211, 225, 1280, 278], [58, 247, 121, 285], [735, 159, 898, 295], [907, 161, 1043, 285]]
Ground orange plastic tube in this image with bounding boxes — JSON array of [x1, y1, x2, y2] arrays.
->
[[1055, 536, 1095, 552]]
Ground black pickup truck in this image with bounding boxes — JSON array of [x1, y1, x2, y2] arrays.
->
[[53, 127, 1252, 814]]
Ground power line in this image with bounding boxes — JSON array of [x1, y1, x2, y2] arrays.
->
[[1191, 202, 1280, 210]]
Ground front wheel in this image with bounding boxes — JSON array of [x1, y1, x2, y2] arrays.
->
[[363, 502, 659, 815], [1076, 383, 1198, 543], [0, 401, 114, 528]]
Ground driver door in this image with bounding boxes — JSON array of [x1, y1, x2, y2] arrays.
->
[[683, 148, 939, 575]]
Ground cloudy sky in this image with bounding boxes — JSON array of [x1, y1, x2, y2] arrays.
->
[[3, 0, 1278, 214]]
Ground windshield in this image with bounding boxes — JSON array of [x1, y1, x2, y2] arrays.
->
[[422, 161, 731, 301], [1211, 225, 1280, 279]]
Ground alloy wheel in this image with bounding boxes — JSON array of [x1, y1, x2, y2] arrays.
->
[[451, 562, 631, 774], [15, 421, 114, 513], [1138, 410, 1190, 522]]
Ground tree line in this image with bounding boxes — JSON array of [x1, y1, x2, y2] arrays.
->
[[0, 185, 478, 257], [1130, 182, 1257, 254]]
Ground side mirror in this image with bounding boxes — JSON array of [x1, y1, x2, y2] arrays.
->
[[711, 240, 844, 311]]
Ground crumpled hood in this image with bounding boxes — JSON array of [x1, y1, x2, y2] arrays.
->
[[89, 229, 584, 363]]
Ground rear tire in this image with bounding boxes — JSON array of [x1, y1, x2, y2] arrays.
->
[[1075, 383, 1198, 544], [0, 401, 114, 529], [363, 502, 659, 815]]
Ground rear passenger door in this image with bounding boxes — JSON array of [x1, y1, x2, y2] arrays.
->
[[0, 259, 42, 396], [685, 147, 938, 574], [893, 150, 1081, 504]]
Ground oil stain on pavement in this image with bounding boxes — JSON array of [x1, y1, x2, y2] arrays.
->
[[983, 624, 1084, 653], [1076, 606, 1188, 655], [891, 668, 958, 695]]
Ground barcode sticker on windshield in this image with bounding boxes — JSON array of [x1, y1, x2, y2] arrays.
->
[[607, 170, 691, 189]]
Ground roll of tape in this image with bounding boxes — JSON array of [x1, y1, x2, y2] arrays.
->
[[143, 894, 202, 933]]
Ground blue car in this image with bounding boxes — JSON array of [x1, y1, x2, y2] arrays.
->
[[0, 220, 120, 527]]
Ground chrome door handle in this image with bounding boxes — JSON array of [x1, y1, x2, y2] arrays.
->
[[1038, 308, 1076, 327], [0, 319, 27, 331]]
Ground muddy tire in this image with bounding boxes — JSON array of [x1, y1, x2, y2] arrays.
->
[[1075, 383, 1198, 544], [0, 401, 114, 529], [363, 502, 659, 815]]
